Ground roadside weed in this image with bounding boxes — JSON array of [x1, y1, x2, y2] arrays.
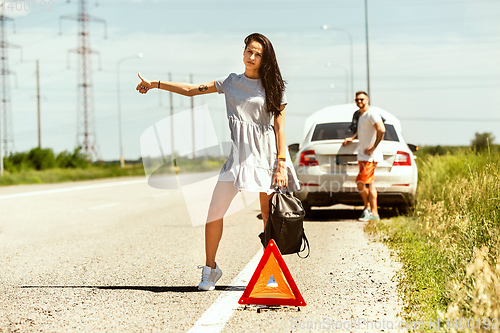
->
[[369, 148, 500, 330]]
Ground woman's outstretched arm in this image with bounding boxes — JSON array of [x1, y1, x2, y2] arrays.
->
[[272, 104, 288, 188], [136, 72, 217, 96]]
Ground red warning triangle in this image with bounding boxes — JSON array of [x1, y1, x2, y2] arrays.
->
[[239, 239, 306, 306]]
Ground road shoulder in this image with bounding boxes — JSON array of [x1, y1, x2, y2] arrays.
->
[[222, 217, 403, 332]]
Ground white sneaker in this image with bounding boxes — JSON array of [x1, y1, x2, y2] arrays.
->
[[358, 208, 372, 221], [198, 263, 222, 291]]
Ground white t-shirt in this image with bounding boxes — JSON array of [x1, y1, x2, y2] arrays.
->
[[357, 108, 383, 162]]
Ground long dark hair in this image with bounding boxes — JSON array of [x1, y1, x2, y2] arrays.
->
[[244, 33, 286, 117]]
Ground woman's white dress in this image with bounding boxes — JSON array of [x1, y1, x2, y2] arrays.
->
[[215, 73, 301, 195]]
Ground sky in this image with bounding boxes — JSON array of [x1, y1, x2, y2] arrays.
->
[[3, 0, 500, 161]]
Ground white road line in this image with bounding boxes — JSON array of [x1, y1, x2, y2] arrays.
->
[[0, 179, 146, 200], [187, 249, 263, 333], [89, 203, 120, 210]]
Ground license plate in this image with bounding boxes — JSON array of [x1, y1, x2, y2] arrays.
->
[[336, 155, 357, 165]]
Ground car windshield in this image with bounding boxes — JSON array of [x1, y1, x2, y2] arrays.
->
[[311, 122, 399, 142]]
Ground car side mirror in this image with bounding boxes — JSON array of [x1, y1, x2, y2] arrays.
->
[[407, 144, 418, 153], [288, 143, 300, 155]]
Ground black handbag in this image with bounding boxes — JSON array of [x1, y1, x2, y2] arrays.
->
[[259, 187, 310, 258]]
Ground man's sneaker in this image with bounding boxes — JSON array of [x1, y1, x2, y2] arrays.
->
[[358, 208, 372, 221], [366, 214, 380, 221], [198, 263, 222, 291]]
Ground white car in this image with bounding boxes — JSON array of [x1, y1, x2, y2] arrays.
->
[[290, 104, 418, 214]]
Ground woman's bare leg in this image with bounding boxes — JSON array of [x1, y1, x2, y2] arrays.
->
[[205, 181, 239, 269], [205, 218, 223, 269], [259, 192, 274, 230]]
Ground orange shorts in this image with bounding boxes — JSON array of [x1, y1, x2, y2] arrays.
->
[[356, 161, 377, 185]]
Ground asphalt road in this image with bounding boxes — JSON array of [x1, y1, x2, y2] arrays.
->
[[0, 175, 403, 332]]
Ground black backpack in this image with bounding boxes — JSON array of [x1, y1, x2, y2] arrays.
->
[[258, 188, 310, 258]]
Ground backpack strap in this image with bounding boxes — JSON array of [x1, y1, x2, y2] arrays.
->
[[349, 110, 361, 134], [297, 232, 310, 259]]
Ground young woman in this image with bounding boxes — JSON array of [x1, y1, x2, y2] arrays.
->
[[136, 33, 300, 291]]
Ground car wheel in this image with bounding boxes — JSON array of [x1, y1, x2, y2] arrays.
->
[[398, 203, 416, 215], [397, 204, 408, 215]]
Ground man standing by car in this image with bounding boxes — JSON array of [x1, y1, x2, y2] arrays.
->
[[343, 91, 386, 221]]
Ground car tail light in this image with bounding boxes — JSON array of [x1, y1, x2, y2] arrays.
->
[[299, 150, 318, 166], [393, 151, 411, 166]]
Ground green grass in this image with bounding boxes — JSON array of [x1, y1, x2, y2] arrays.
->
[[0, 164, 146, 186], [367, 146, 500, 329], [0, 157, 226, 186], [368, 216, 452, 323]]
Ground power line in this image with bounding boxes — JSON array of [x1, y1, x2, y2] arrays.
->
[[399, 117, 500, 122], [8, 80, 500, 97], [376, 0, 500, 6]]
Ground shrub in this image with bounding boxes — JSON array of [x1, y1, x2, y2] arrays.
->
[[471, 132, 495, 152], [4, 151, 32, 172], [55, 147, 90, 169], [2, 147, 91, 172], [27, 147, 56, 170]]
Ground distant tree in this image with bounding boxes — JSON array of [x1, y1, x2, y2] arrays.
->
[[2, 147, 92, 173], [428, 145, 447, 156], [471, 132, 495, 152], [28, 147, 56, 170], [56, 147, 90, 169], [4, 151, 32, 172]]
